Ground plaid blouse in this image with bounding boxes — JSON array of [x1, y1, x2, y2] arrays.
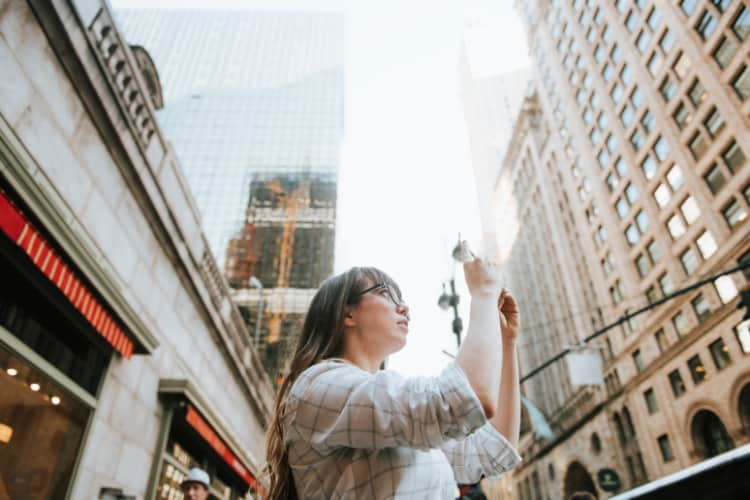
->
[[283, 359, 521, 499]]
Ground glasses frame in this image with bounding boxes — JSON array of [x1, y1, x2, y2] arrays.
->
[[351, 282, 403, 307]]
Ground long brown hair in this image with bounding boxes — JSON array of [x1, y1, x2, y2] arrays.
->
[[263, 266, 401, 500]]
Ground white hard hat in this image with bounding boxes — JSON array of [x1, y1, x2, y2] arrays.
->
[[181, 467, 211, 489]]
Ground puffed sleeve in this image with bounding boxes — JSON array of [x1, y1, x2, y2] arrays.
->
[[440, 422, 522, 483], [283, 360, 488, 452]]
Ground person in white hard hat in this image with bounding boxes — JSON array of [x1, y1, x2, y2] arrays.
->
[[180, 467, 211, 500]]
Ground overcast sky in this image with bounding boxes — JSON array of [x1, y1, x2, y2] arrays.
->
[[110, 0, 529, 375]]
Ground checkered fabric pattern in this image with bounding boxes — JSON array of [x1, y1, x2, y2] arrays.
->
[[283, 359, 522, 499]]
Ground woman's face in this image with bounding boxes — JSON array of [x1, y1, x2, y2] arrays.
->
[[348, 279, 411, 356]]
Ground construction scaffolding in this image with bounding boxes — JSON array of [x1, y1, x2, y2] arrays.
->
[[226, 172, 337, 381]]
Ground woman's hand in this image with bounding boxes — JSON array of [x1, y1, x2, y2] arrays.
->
[[497, 289, 519, 343], [463, 257, 503, 297]]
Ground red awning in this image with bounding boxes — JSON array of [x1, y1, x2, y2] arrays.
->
[[184, 404, 262, 494], [0, 188, 134, 358]]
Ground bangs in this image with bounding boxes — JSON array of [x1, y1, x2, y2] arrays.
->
[[352, 267, 402, 301]]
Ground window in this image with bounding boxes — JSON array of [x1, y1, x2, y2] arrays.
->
[[626, 224, 640, 245], [735, 320, 750, 354], [654, 183, 671, 208], [631, 130, 645, 151], [672, 311, 690, 336], [621, 64, 633, 85], [688, 131, 709, 160], [635, 253, 651, 277], [577, 89, 586, 104], [697, 230, 718, 258], [659, 29, 675, 54], [648, 8, 662, 31], [611, 44, 622, 64], [641, 110, 656, 133], [616, 198, 629, 219], [654, 136, 670, 161], [602, 253, 615, 276], [659, 273, 675, 295], [732, 6, 750, 41], [704, 164, 726, 194], [732, 64, 750, 100], [667, 214, 687, 239], [647, 239, 661, 262], [620, 105, 635, 127], [695, 10, 718, 40], [583, 108, 594, 124], [681, 247, 699, 275], [655, 328, 669, 353], [610, 283, 624, 305], [723, 198, 747, 228], [636, 30, 651, 53], [626, 11, 639, 32], [630, 87, 644, 109], [669, 370, 686, 398], [673, 102, 693, 129], [611, 83, 624, 104], [636, 210, 649, 232], [603, 63, 615, 82], [722, 141, 747, 173], [680, 0, 698, 17], [688, 79, 707, 107], [713, 36, 736, 69], [681, 196, 701, 225], [714, 275, 738, 304], [660, 75, 678, 101], [587, 26, 597, 43], [607, 134, 618, 153], [667, 164, 685, 190], [709, 338, 731, 370], [647, 51, 662, 76], [584, 72, 593, 88], [644, 388, 659, 414], [711, 0, 731, 13], [590, 128, 602, 145], [590, 91, 600, 108], [598, 149, 610, 167], [692, 293, 711, 323], [658, 434, 675, 461], [606, 173, 619, 192], [673, 52, 692, 80], [687, 354, 707, 384], [594, 44, 606, 63], [602, 24, 613, 43], [625, 183, 639, 203], [647, 285, 661, 304], [615, 157, 628, 177], [704, 107, 725, 138], [633, 350, 645, 372]]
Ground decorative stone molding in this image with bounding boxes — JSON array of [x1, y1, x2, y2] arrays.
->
[[88, 8, 158, 148]]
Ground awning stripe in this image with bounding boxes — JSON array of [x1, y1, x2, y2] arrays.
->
[[0, 188, 133, 358]]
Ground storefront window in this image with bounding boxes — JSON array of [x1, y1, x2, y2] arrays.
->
[[0, 345, 89, 499]]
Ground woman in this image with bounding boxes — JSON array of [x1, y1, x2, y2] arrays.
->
[[265, 247, 522, 499]]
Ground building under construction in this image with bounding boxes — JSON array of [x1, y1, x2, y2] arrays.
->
[[228, 173, 337, 381]]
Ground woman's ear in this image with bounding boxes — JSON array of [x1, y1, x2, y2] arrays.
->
[[343, 306, 356, 328]]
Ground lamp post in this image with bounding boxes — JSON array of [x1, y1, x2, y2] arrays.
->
[[248, 276, 263, 348], [438, 239, 470, 347]]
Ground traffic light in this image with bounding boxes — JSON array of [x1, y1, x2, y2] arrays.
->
[[739, 284, 750, 321]]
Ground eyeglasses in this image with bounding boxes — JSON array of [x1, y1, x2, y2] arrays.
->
[[352, 282, 404, 307]]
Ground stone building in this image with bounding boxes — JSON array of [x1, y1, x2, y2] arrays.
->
[[477, 0, 750, 498], [0, 1, 273, 498]]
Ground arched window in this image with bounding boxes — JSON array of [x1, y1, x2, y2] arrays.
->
[[591, 432, 602, 454], [739, 383, 750, 437], [623, 406, 637, 438], [614, 412, 626, 445], [691, 409, 734, 459]]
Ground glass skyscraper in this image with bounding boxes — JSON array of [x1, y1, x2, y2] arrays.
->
[[118, 10, 345, 379]]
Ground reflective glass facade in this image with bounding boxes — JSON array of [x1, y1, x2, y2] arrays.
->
[[118, 11, 345, 378]]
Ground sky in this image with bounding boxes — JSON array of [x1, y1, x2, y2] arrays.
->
[[110, 0, 530, 376]]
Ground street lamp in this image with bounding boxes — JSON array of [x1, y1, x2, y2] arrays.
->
[[437, 238, 472, 347], [248, 276, 263, 348]]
